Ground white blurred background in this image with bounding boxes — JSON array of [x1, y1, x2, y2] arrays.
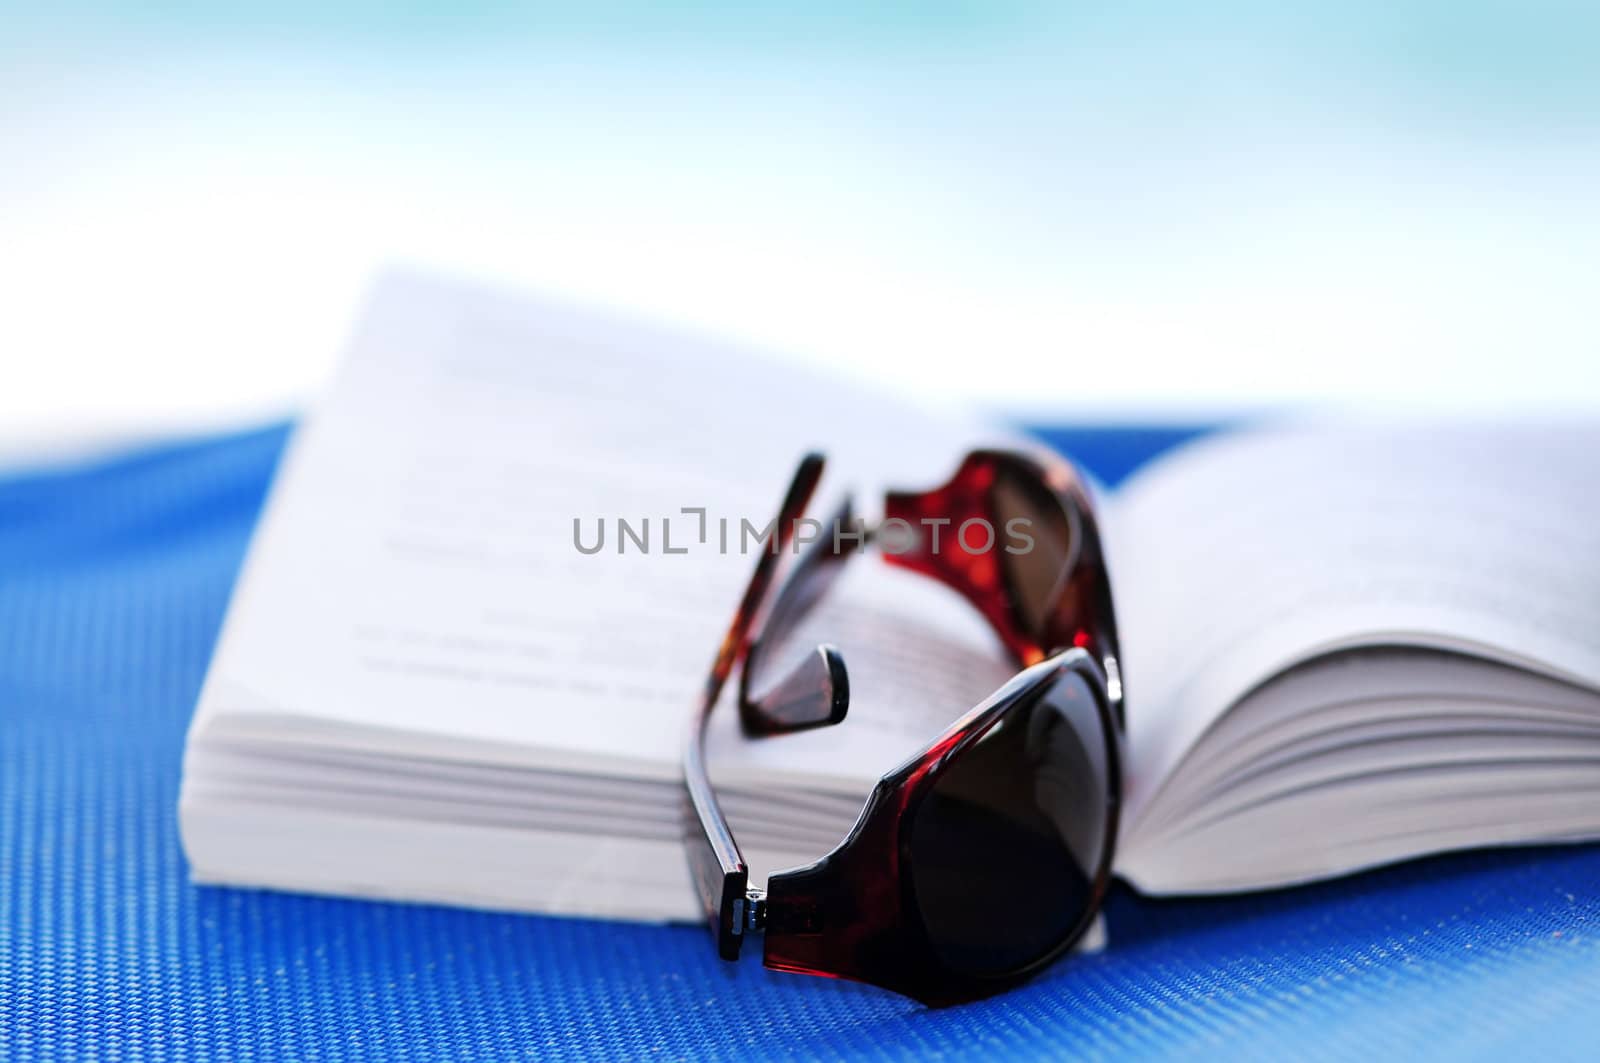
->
[[3, 2, 1598, 456]]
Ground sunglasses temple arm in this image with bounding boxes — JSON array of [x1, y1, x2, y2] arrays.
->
[[682, 711, 763, 960], [682, 453, 826, 961], [742, 644, 850, 734], [683, 579, 774, 962], [739, 497, 860, 736]]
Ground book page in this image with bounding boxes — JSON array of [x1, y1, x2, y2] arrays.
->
[[193, 270, 1016, 793], [1110, 418, 1600, 834]]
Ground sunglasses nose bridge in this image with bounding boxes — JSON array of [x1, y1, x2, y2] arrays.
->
[[882, 453, 1041, 664]]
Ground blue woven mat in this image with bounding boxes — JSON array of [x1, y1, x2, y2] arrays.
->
[[2, 423, 1596, 1061]]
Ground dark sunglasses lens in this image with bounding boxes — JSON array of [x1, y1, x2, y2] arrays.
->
[[990, 465, 1073, 641], [909, 668, 1112, 977]]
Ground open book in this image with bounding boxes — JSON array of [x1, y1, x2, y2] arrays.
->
[[179, 271, 1600, 920]]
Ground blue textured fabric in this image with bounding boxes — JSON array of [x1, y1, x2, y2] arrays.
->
[[2, 423, 1597, 1061]]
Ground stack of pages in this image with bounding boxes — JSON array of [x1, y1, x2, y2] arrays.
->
[[181, 271, 1600, 920], [181, 271, 1017, 920]]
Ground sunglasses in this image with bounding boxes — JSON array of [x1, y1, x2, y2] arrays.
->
[[683, 449, 1124, 1006]]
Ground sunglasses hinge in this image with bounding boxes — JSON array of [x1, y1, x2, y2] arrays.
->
[[731, 887, 768, 937]]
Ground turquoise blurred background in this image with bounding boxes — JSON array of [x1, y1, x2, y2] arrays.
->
[[2, 2, 1597, 447]]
